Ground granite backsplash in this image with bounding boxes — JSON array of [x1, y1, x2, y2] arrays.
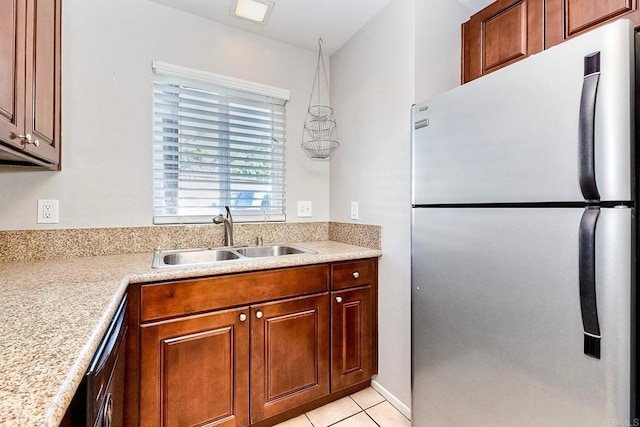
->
[[0, 222, 381, 262]]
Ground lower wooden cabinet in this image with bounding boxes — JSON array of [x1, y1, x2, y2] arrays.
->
[[250, 294, 329, 422], [131, 258, 378, 427], [331, 286, 374, 391], [139, 307, 250, 427]]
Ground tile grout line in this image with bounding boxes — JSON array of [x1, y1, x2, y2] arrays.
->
[[304, 413, 314, 426], [363, 410, 382, 427], [301, 390, 390, 427], [365, 400, 413, 423], [349, 394, 387, 411], [349, 395, 365, 411], [325, 410, 364, 426]]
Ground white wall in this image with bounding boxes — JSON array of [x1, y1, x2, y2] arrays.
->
[[330, 0, 473, 416], [415, 1, 474, 101], [0, 0, 329, 230], [330, 0, 415, 413]]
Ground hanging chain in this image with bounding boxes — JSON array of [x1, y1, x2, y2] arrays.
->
[[307, 37, 331, 110]]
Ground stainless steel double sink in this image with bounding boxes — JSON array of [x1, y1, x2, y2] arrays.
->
[[152, 244, 316, 268]]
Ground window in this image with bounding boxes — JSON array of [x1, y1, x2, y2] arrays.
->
[[152, 62, 289, 224]]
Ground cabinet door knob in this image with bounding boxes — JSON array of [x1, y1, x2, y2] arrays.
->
[[239, 313, 247, 322], [352, 271, 360, 279], [336, 296, 343, 303], [12, 133, 39, 146], [256, 311, 263, 319]]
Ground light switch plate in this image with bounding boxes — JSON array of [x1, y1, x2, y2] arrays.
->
[[350, 201, 359, 220], [297, 201, 312, 218]]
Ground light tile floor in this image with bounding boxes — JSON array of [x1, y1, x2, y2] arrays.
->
[[274, 387, 410, 427]]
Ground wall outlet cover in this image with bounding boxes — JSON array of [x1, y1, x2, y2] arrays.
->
[[38, 199, 59, 224]]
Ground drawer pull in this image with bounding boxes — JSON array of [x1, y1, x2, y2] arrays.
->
[[352, 272, 360, 279], [256, 311, 263, 319], [239, 313, 247, 322], [336, 296, 343, 303]]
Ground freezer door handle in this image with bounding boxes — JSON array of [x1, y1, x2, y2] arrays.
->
[[578, 52, 601, 202], [578, 207, 601, 359]]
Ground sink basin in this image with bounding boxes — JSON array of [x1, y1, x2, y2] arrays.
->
[[235, 245, 312, 258], [153, 248, 239, 268], [152, 244, 316, 268]]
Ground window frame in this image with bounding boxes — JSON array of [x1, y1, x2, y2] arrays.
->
[[152, 61, 290, 224]]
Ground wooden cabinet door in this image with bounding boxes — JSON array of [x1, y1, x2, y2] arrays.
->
[[546, 0, 637, 48], [566, 0, 634, 34], [0, 0, 25, 149], [140, 307, 250, 427], [23, 0, 61, 164], [331, 286, 374, 392], [250, 294, 330, 423], [462, 0, 544, 83]]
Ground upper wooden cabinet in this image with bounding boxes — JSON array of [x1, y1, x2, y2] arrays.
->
[[0, 0, 61, 169], [546, 0, 639, 47], [462, 0, 544, 83], [462, 0, 640, 83], [0, 0, 26, 152]]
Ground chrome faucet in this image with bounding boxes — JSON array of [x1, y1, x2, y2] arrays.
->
[[213, 206, 234, 246]]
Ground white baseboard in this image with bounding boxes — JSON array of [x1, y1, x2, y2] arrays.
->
[[371, 379, 412, 420]]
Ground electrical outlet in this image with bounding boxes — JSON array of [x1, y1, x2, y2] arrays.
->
[[37, 200, 59, 224], [350, 201, 359, 220], [297, 201, 312, 218]]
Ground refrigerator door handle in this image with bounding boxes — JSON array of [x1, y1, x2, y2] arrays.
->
[[578, 206, 601, 359], [578, 52, 601, 202]]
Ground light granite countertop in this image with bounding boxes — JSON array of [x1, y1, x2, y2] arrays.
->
[[0, 240, 382, 427]]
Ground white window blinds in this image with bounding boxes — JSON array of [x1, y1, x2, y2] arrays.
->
[[152, 62, 289, 224]]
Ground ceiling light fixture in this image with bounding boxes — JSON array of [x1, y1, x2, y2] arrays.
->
[[230, 0, 274, 24]]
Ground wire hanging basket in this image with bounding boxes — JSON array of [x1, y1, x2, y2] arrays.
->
[[302, 38, 339, 159], [301, 139, 340, 159], [303, 117, 337, 139], [307, 104, 334, 121]]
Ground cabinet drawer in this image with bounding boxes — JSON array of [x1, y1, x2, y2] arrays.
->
[[141, 264, 329, 322], [331, 259, 376, 290]]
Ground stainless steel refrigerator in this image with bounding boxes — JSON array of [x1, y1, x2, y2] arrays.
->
[[411, 19, 636, 426]]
